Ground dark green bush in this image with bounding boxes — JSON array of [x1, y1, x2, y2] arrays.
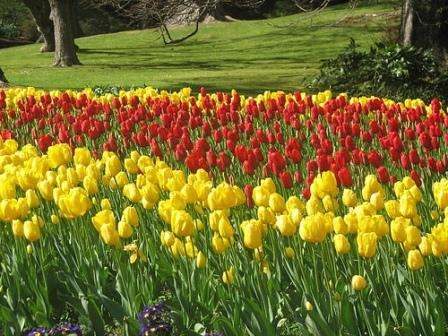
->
[[309, 39, 448, 102], [0, 0, 30, 40]]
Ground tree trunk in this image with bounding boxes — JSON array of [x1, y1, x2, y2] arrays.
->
[[400, 0, 448, 64], [48, 0, 81, 67], [71, 0, 84, 38], [0, 67, 8, 87], [201, 3, 238, 22], [22, 0, 55, 52], [400, 0, 413, 46]]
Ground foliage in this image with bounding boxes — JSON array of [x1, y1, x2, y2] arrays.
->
[[0, 0, 32, 40], [0, 1, 393, 92], [310, 39, 448, 102], [1, 86, 448, 335]]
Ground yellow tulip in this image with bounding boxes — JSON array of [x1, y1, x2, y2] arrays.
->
[[258, 206, 276, 226], [160, 230, 175, 247], [83, 175, 98, 195], [74, 147, 91, 166], [322, 195, 335, 212], [306, 196, 322, 216], [299, 213, 326, 243], [47, 144, 72, 168], [333, 216, 348, 235], [356, 232, 377, 258], [407, 249, 424, 270], [92, 209, 116, 232], [51, 214, 59, 224], [369, 192, 384, 211], [351, 275, 367, 291], [399, 194, 417, 218], [276, 214, 297, 237], [170, 210, 194, 237], [334, 234, 351, 254], [242, 222, 262, 249], [25, 189, 40, 208], [286, 196, 304, 212], [405, 225, 421, 248], [402, 176, 415, 189], [260, 177, 276, 194], [196, 251, 206, 268], [115, 171, 129, 189], [218, 217, 234, 238], [289, 208, 302, 226], [390, 217, 409, 243], [212, 233, 229, 253], [118, 220, 133, 238], [105, 154, 121, 177], [373, 215, 389, 237], [433, 178, 448, 210], [169, 191, 186, 210], [269, 193, 285, 213], [305, 301, 313, 311], [252, 186, 270, 207], [284, 246, 295, 258], [222, 266, 235, 285], [124, 158, 139, 174], [180, 184, 197, 203], [101, 198, 112, 210], [344, 212, 358, 234], [23, 220, 41, 242], [342, 189, 357, 207], [12, 219, 24, 237], [122, 183, 141, 203], [419, 236, 432, 256], [122, 206, 139, 227], [100, 223, 120, 246], [185, 239, 197, 258]]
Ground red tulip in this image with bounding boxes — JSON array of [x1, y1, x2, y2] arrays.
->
[[410, 170, 421, 187], [243, 160, 255, 175], [294, 171, 303, 183], [37, 134, 53, 152], [244, 184, 254, 208], [338, 167, 352, 187], [377, 166, 389, 184], [279, 171, 293, 189]]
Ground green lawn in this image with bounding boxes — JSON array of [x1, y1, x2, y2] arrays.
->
[[0, 1, 398, 94]]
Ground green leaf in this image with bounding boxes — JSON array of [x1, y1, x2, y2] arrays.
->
[[341, 298, 358, 335]]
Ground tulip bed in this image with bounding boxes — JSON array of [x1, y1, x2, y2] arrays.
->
[[1, 87, 448, 335]]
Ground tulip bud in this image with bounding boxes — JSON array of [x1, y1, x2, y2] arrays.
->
[[196, 251, 206, 268], [284, 246, 295, 259], [222, 267, 235, 285], [304, 301, 313, 311], [351, 275, 367, 291]]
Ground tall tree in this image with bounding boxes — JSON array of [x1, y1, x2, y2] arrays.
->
[[22, 0, 55, 52], [48, 0, 81, 66], [400, 0, 448, 63]]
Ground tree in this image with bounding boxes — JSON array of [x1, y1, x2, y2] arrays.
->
[[400, 0, 448, 63], [95, 0, 266, 44], [48, 0, 81, 66], [22, 0, 55, 52], [0, 67, 7, 87]]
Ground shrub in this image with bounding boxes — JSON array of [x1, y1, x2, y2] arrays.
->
[[310, 39, 448, 102]]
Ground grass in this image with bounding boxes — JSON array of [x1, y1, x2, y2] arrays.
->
[[0, 1, 399, 95]]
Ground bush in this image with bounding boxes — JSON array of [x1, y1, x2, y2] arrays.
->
[[309, 39, 448, 102], [0, 21, 19, 39], [0, 0, 32, 40]]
